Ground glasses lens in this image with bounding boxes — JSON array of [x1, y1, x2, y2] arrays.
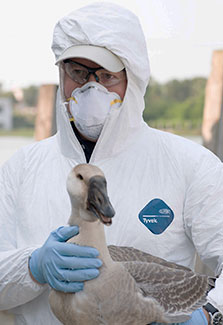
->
[[96, 70, 124, 86], [63, 60, 126, 87], [64, 61, 88, 84]]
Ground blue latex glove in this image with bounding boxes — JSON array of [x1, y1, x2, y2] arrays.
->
[[151, 308, 208, 325], [29, 226, 102, 292]]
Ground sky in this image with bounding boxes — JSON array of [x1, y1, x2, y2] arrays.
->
[[1, 0, 223, 90]]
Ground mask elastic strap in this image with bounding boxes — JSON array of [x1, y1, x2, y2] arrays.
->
[[67, 96, 78, 103], [110, 98, 122, 106]]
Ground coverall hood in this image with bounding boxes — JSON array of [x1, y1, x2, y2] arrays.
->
[[51, 2, 150, 162]]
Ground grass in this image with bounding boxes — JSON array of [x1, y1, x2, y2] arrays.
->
[[0, 128, 34, 137]]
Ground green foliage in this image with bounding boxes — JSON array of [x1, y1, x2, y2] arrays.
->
[[143, 77, 206, 134], [13, 112, 35, 129], [0, 84, 39, 106], [0, 84, 37, 130], [0, 128, 34, 137], [0, 88, 16, 103], [23, 86, 39, 107]]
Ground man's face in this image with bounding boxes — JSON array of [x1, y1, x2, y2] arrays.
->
[[63, 58, 127, 100]]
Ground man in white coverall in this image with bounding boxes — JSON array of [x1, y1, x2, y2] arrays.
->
[[0, 3, 223, 325]]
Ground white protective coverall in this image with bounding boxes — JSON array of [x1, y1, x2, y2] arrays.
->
[[0, 3, 223, 324]]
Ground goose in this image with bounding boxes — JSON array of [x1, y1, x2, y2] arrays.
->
[[49, 163, 214, 325]]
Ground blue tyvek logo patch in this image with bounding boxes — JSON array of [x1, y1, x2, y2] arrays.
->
[[138, 199, 174, 235]]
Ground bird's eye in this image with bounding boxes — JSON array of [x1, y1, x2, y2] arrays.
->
[[77, 174, 83, 180]]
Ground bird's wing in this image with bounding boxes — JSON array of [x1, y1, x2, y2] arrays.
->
[[121, 260, 211, 323], [108, 245, 190, 271]]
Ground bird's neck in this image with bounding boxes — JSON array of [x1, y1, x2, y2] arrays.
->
[[68, 212, 113, 266]]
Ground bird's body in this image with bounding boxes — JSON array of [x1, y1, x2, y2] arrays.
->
[[49, 164, 213, 325], [49, 218, 165, 325]]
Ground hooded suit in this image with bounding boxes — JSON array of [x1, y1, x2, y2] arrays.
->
[[0, 3, 223, 324]]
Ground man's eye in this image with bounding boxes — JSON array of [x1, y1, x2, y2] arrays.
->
[[102, 73, 115, 80], [69, 68, 87, 79], [74, 69, 84, 75]]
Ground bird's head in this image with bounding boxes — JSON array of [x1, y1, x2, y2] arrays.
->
[[67, 164, 115, 226]]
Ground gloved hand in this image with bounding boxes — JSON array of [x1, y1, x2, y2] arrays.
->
[[151, 308, 208, 325], [28, 226, 102, 292]]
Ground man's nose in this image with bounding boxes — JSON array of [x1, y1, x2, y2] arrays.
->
[[87, 72, 99, 83], [88, 74, 96, 82]]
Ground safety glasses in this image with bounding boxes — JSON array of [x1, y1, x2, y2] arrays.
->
[[62, 60, 126, 87]]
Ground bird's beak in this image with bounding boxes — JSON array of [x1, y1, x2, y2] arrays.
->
[[87, 175, 115, 226]]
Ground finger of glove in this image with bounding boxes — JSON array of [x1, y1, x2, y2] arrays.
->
[[56, 242, 100, 258], [54, 255, 103, 269], [48, 277, 84, 293], [56, 268, 100, 282], [51, 226, 79, 242], [41, 261, 97, 286]]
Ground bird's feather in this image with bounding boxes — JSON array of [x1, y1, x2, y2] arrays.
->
[[108, 245, 213, 322]]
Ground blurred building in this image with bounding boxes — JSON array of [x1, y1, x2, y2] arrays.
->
[[0, 98, 13, 130]]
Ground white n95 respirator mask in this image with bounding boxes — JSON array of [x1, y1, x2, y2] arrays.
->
[[67, 82, 122, 141]]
